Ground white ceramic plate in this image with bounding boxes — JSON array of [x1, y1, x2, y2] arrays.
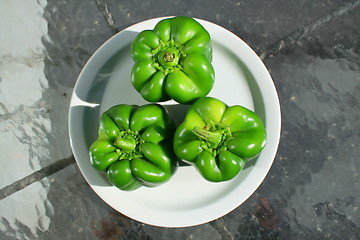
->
[[68, 17, 281, 227]]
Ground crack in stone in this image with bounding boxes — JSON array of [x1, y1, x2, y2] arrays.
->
[[210, 217, 236, 240], [0, 155, 75, 200], [95, 0, 119, 34], [260, 0, 360, 60]]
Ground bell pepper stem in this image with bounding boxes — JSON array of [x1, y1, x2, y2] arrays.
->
[[192, 126, 222, 148], [163, 52, 175, 62], [114, 137, 137, 153], [157, 47, 180, 68]]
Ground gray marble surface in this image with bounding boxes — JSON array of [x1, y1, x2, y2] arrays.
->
[[1, 0, 359, 239]]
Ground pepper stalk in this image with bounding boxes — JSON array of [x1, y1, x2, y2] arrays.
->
[[113, 130, 143, 160], [192, 121, 233, 155]]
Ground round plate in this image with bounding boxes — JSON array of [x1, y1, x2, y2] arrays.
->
[[68, 17, 281, 227]]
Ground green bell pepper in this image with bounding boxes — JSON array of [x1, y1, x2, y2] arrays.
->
[[89, 104, 177, 191], [131, 16, 215, 104], [173, 97, 266, 182]]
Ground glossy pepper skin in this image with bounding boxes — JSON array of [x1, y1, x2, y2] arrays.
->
[[131, 16, 215, 104], [89, 104, 177, 191], [174, 97, 266, 182]]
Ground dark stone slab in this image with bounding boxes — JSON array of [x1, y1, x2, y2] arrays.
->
[[103, 0, 350, 54]]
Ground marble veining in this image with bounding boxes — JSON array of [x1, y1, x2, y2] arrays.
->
[[0, 0, 53, 237]]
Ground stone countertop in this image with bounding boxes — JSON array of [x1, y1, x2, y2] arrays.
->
[[1, 0, 359, 239]]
